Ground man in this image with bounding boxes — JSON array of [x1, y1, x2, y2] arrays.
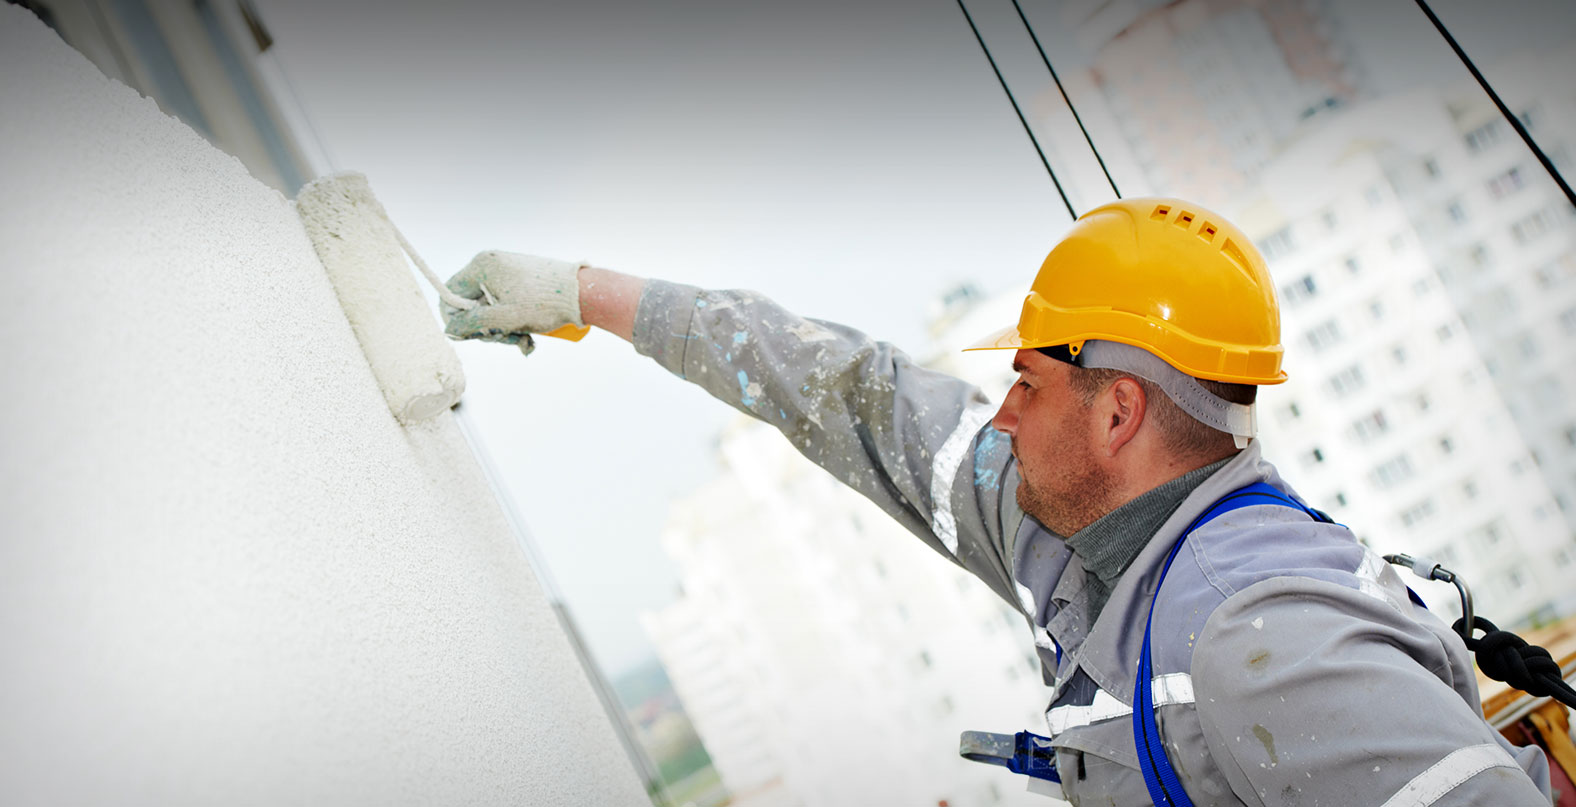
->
[[444, 198, 1553, 804]]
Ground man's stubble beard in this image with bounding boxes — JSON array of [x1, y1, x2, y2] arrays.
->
[[1013, 434, 1117, 537]]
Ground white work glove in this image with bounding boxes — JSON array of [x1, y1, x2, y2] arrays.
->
[[442, 251, 586, 355]]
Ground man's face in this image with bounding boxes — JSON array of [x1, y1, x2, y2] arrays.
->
[[992, 349, 1114, 536]]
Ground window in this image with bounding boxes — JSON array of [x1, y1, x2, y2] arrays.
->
[[1399, 498, 1436, 528], [1372, 454, 1414, 488], [1302, 447, 1326, 468], [1462, 480, 1478, 500], [1322, 209, 1338, 230], [1368, 298, 1385, 320], [1430, 545, 1461, 569], [1344, 255, 1362, 274], [1352, 409, 1389, 442], [1392, 344, 1409, 365], [1259, 227, 1295, 261], [1464, 119, 1504, 152], [1534, 258, 1573, 289], [1517, 106, 1540, 131], [1438, 435, 1455, 455], [1282, 274, 1318, 306], [1516, 333, 1539, 359], [1333, 491, 1348, 507], [1436, 323, 1455, 342], [1556, 547, 1576, 569], [1487, 165, 1526, 198], [1468, 243, 1491, 268], [1424, 157, 1441, 178], [1512, 205, 1568, 244], [1306, 319, 1342, 352], [1447, 200, 1467, 222], [1328, 364, 1366, 397]]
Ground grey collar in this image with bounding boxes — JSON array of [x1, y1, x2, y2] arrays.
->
[[1064, 457, 1231, 622]]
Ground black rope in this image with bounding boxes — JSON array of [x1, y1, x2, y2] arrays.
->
[[955, 0, 1077, 221], [1009, 0, 1120, 200], [1414, 0, 1576, 210], [1455, 616, 1576, 709]]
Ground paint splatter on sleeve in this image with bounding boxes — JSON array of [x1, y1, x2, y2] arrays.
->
[[632, 280, 1021, 604]]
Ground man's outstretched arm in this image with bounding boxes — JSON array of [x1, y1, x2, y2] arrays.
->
[[444, 253, 1027, 607]]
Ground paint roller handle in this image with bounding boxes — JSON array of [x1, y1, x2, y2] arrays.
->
[[346, 176, 595, 349], [543, 323, 591, 342], [441, 251, 591, 354]]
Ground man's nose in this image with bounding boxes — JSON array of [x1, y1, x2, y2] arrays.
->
[[992, 387, 1020, 436]]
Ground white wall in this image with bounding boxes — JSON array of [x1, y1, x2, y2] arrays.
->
[[0, 9, 648, 805]]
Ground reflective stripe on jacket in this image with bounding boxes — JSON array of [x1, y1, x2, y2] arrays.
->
[[632, 280, 1553, 806]]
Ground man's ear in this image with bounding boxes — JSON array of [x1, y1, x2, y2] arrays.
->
[[1103, 376, 1147, 457]]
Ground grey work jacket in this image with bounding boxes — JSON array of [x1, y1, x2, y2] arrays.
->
[[632, 280, 1553, 806]]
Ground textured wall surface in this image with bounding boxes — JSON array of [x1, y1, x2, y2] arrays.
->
[[0, 9, 648, 805]]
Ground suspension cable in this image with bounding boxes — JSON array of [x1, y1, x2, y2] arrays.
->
[[955, 0, 1077, 220], [1413, 0, 1575, 210], [1009, 0, 1120, 200]]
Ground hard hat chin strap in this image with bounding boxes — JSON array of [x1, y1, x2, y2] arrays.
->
[[1078, 341, 1257, 449]]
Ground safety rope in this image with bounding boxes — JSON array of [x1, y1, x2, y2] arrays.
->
[[1456, 616, 1576, 709], [1414, 0, 1576, 210], [954, 0, 1077, 220], [1008, 0, 1120, 200]]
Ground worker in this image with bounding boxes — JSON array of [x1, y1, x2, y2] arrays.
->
[[443, 197, 1554, 805]]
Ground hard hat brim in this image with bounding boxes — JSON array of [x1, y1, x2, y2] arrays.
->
[[962, 324, 1024, 352]]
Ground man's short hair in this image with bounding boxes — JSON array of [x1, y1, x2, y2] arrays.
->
[[1065, 366, 1256, 458]]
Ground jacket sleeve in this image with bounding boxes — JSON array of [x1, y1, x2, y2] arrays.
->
[[1190, 576, 1552, 806], [632, 280, 1023, 606]]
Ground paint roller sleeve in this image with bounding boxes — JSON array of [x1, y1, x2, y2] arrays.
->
[[295, 172, 466, 425]]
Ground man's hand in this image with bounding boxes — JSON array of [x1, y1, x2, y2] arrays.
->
[[442, 251, 585, 354]]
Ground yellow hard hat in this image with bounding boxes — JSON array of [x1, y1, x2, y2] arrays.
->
[[967, 197, 1286, 385]]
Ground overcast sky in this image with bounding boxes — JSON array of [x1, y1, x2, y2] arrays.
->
[[255, 0, 1574, 676]]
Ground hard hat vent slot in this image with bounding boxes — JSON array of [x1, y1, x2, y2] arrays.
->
[[1151, 204, 1172, 221], [1176, 211, 1195, 229], [1199, 222, 1218, 241], [1220, 238, 1250, 274]]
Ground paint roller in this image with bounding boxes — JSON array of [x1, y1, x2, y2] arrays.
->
[[294, 172, 588, 425]]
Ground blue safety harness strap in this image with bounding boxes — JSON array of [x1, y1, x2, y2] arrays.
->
[[1134, 482, 1327, 807]]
